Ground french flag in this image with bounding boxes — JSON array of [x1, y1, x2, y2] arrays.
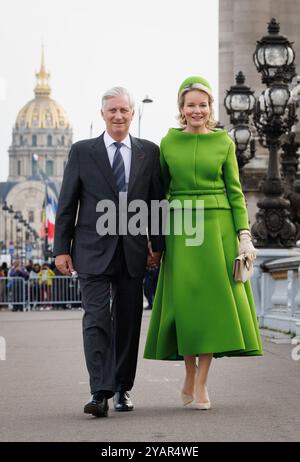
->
[[46, 187, 58, 242]]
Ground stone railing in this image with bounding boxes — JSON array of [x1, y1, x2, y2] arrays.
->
[[252, 247, 300, 336]]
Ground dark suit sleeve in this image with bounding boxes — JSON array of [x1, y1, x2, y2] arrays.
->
[[148, 144, 166, 252], [53, 145, 81, 256]]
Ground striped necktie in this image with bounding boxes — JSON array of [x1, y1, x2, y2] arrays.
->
[[112, 142, 126, 192]]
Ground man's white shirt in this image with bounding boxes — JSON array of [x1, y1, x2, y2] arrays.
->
[[103, 131, 132, 190]]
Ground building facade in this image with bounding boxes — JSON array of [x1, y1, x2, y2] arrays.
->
[[219, 0, 300, 225], [0, 50, 72, 259]]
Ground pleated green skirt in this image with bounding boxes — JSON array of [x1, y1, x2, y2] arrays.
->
[[144, 208, 263, 360]]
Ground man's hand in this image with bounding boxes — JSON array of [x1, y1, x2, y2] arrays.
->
[[147, 242, 162, 270], [55, 255, 74, 275]]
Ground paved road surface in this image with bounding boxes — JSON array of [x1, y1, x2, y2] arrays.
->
[[0, 310, 299, 442]]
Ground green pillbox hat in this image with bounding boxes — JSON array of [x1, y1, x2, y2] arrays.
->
[[178, 76, 212, 97]]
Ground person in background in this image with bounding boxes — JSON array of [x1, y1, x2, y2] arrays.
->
[[8, 260, 28, 312], [29, 263, 41, 310], [1, 262, 8, 277], [38, 263, 55, 310], [26, 259, 34, 274]]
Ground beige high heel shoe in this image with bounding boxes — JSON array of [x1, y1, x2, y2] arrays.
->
[[195, 400, 211, 410], [181, 366, 198, 406], [194, 385, 211, 410], [181, 391, 194, 406]]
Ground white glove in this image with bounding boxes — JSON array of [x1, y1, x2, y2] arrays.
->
[[238, 233, 257, 262]]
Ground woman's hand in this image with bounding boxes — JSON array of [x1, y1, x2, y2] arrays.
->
[[147, 241, 162, 270], [238, 232, 257, 262]]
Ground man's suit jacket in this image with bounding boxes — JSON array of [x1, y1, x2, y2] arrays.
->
[[53, 133, 165, 277]]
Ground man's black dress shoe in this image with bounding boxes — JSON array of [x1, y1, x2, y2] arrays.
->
[[84, 392, 108, 417], [113, 391, 134, 411]]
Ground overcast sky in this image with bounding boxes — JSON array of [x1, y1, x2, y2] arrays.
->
[[0, 0, 219, 182]]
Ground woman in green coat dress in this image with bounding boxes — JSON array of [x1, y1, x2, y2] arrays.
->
[[144, 76, 263, 410]]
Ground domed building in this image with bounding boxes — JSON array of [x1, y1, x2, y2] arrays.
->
[[9, 49, 72, 182], [0, 49, 73, 261]]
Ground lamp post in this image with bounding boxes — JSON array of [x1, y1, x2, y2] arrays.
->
[[14, 211, 21, 259], [31, 229, 40, 261], [2, 201, 9, 254], [24, 222, 32, 262], [18, 214, 26, 264], [8, 205, 14, 251], [224, 71, 256, 170], [251, 18, 297, 248], [138, 95, 153, 138]]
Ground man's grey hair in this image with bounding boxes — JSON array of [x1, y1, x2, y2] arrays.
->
[[101, 86, 135, 110]]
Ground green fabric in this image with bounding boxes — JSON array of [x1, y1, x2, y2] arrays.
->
[[178, 75, 212, 95], [144, 128, 263, 360], [159, 128, 250, 232]]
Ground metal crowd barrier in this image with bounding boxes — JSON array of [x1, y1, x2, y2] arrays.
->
[[0, 276, 82, 311]]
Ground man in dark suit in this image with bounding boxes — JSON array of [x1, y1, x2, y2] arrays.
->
[[54, 87, 164, 417]]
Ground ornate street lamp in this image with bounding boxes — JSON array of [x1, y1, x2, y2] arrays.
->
[[264, 84, 291, 116], [253, 18, 295, 86], [228, 126, 251, 150], [224, 71, 255, 169], [18, 215, 26, 263], [251, 19, 297, 248], [224, 71, 255, 124], [228, 127, 256, 170]]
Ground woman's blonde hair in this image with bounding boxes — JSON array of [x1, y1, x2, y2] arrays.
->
[[177, 84, 217, 129]]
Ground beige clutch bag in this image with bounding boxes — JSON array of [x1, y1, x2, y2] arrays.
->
[[233, 254, 254, 283]]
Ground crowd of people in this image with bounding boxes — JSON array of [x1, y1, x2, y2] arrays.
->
[[0, 259, 81, 311], [0, 259, 158, 312]]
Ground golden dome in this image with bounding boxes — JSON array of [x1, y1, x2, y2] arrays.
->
[[16, 97, 70, 130], [15, 47, 70, 130]]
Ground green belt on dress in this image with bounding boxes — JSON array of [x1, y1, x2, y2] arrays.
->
[[170, 189, 226, 196]]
